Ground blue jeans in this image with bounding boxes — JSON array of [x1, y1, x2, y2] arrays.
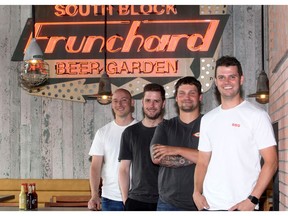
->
[[101, 197, 124, 211], [157, 197, 183, 211]]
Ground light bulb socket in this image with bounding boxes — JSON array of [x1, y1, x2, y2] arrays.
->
[[23, 38, 44, 61]]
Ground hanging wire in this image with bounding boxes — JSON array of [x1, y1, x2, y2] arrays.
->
[[88, 5, 112, 104], [261, 5, 264, 70], [32, 5, 35, 38], [104, 5, 107, 71], [247, 5, 269, 104]]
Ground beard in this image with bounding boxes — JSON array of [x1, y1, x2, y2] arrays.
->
[[178, 102, 198, 113], [143, 108, 163, 120]]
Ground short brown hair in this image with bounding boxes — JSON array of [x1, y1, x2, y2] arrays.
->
[[143, 83, 166, 101], [174, 76, 202, 97], [215, 56, 243, 77]]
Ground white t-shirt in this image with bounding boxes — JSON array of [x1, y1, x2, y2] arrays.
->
[[198, 100, 276, 210], [89, 119, 137, 201]]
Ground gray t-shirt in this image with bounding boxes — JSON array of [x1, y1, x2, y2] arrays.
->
[[119, 121, 159, 203], [150, 115, 202, 210]]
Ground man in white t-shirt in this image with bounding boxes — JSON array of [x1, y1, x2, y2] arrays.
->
[[88, 88, 137, 211], [193, 56, 278, 211]]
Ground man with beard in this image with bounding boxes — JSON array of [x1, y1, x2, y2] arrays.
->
[[88, 89, 137, 211], [150, 76, 203, 211], [118, 83, 166, 211]]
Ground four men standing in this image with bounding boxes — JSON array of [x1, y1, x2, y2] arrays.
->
[[88, 56, 277, 211]]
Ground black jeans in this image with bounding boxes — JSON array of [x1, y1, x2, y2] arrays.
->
[[125, 197, 157, 211]]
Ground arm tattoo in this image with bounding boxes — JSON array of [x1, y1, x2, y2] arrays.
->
[[159, 155, 193, 168]]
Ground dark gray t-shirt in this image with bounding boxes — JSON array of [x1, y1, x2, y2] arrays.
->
[[118, 121, 160, 203], [150, 115, 202, 210]]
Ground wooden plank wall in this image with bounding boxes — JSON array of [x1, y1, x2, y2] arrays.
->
[[0, 5, 264, 179]]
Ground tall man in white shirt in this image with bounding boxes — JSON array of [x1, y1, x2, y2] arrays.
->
[[193, 56, 278, 211]]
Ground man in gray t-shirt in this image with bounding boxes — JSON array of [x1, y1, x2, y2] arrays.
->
[[150, 76, 203, 211], [118, 83, 166, 211]]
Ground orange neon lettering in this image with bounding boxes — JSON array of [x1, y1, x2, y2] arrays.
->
[[130, 6, 139, 15], [45, 36, 66, 53], [118, 5, 129, 15], [131, 62, 141, 73], [156, 60, 177, 74], [122, 21, 144, 52], [199, 20, 219, 51], [108, 61, 117, 74], [91, 62, 101, 74], [166, 34, 189, 51], [107, 61, 117, 74], [107, 35, 124, 53], [119, 61, 129, 73], [156, 35, 171, 51], [99, 5, 105, 16], [54, 59, 179, 76], [54, 5, 66, 16], [54, 5, 177, 16], [107, 5, 113, 15], [91, 5, 105, 16], [155, 61, 165, 73], [140, 5, 152, 15], [92, 6, 100, 16], [66, 36, 87, 53], [79, 5, 90, 16], [153, 5, 164, 15], [82, 36, 105, 53], [68, 62, 78, 74], [78, 62, 90, 74], [65, 5, 78, 17], [143, 61, 153, 73], [168, 60, 178, 73], [54, 5, 113, 17], [56, 61, 102, 75], [144, 36, 162, 52], [56, 62, 66, 74], [34, 19, 219, 54], [166, 5, 177, 15], [187, 34, 204, 51]]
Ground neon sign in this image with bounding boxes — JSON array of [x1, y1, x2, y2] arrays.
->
[[12, 5, 229, 102], [33, 19, 219, 55]]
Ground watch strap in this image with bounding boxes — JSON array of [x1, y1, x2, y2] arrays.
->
[[248, 195, 259, 205]]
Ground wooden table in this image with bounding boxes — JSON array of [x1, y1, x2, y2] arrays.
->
[[0, 206, 90, 211], [0, 195, 15, 202]]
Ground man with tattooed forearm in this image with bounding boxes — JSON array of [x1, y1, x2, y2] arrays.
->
[[150, 76, 203, 211]]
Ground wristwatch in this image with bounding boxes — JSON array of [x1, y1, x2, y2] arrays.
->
[[248, 195, 259, 205]]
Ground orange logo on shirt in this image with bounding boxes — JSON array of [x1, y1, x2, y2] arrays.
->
[[232, 123, 240, 127], [193, 132, 200, 137]]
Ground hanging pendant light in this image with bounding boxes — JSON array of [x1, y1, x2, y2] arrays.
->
[[20, 5, 49, 91], [89, 5, 112, 105], [248, 70, 269, 104], [248, 6, 269, 104], [96, 71, 112, 105]]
